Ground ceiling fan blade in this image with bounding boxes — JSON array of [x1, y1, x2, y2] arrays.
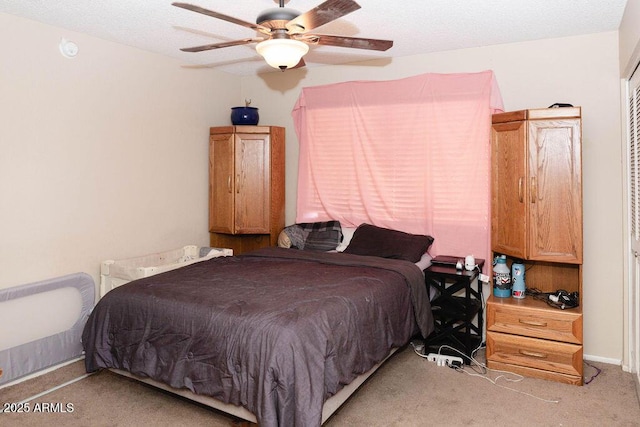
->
[[291, 58, 306, 69], [172, 2, 270, 33], [181, 38, 263, 53], [286, 0, 361, 33], [305, 34, 393, 51]]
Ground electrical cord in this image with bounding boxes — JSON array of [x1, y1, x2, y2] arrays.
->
[[472, 263, 491, 317], [526, 287, 579, 310], [415, 343, 559, 403], [583, 361, 602, 384]]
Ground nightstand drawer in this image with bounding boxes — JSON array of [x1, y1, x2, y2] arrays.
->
[[487, 332, 582, 377], [487, 301, 582, 344]]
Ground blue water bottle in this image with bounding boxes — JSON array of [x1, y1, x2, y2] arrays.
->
[[511, 262, 526, 299], [493, 255, 511, 298]]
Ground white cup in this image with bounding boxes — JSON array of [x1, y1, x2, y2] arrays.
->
[[464, 255, 475, 271]]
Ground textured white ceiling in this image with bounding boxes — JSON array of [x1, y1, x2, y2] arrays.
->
[[0, 0, 628, 76]]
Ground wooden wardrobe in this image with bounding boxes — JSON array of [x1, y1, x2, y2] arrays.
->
[[486, 107, 584, 385], [209, 125, 285, 255]]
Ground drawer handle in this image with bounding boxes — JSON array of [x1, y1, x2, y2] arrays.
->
[[519, 349, 548, 359], [518, 319, 547, 327]]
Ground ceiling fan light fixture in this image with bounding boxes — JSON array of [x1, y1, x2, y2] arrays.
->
[[256, 38, 309, 70]]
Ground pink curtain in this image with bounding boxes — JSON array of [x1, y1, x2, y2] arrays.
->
[[291, 71, 503, 269]]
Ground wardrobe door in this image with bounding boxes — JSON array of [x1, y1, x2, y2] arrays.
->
[[491, 120, 528, 259], [234, 133, 271, 234], [209, 133, 235, 234], [527, 119, 582, 263]]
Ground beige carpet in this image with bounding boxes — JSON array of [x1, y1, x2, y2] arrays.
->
[[1, 347, 639, 426]]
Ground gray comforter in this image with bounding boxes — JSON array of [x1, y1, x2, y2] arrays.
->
[[82, 247, 433, 426]]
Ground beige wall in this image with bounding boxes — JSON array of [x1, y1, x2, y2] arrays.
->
[[0, 13, 240, 289], [0, 11, 626, 362], [241, 31, 623, 362]]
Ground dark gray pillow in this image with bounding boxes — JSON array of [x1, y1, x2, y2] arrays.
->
[[343, 223, 434, 262], [304, 230, 341, 251], [299, 220, 343, 251]]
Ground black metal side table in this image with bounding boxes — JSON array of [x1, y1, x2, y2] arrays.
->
[[423, 259, 485, 362]]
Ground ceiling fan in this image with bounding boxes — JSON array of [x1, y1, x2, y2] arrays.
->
[[172, 0, 393, 71]]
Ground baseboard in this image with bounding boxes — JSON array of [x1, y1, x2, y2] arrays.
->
[[583, 354, 622, 366]]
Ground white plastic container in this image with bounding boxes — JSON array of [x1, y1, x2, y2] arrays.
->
[[511, 262, 526, 299], [100, 245, 232, 297]]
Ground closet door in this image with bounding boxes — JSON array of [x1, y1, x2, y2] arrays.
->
[[628, 68, 640, 384]]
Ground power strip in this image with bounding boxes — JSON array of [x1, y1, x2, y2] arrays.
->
[[426, 353, 464, 367]]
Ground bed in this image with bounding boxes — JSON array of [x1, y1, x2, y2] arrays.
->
[[82, 225, 435, 426]]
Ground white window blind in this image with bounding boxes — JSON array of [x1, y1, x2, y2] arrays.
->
[[292, 71, 504, 262]]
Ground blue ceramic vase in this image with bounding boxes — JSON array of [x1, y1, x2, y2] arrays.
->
[[231, 107, 259, 125]]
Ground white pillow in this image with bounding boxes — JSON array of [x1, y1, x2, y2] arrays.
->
[[335, 227, 357, 252], [415, 252, 432, 271]]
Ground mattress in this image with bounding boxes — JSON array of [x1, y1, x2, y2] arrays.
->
[[82, 247, 433, 426]]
